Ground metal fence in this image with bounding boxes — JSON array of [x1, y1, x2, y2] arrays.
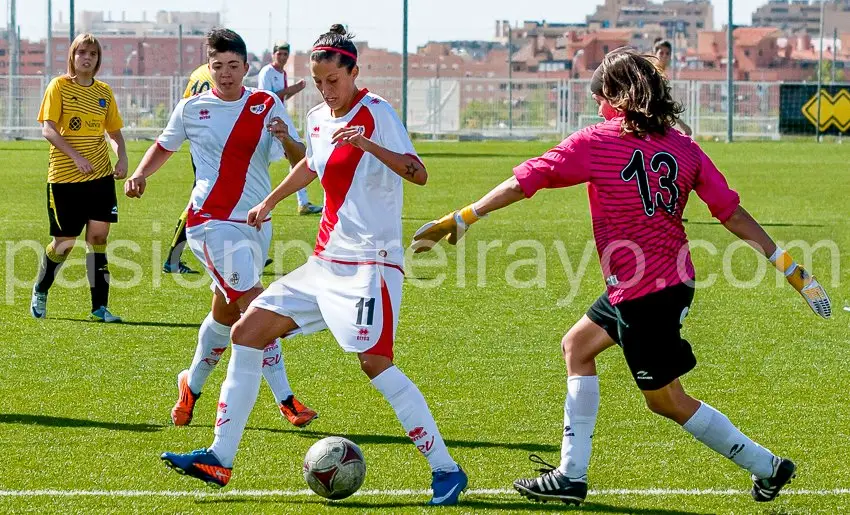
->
[[0, 75, 796, 140]]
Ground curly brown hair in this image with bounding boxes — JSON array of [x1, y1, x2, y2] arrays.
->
[[598, 48, 684, 137]]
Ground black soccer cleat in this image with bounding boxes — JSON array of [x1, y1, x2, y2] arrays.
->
[[513, 454, 588, 506], [751, 457, 796, 502]]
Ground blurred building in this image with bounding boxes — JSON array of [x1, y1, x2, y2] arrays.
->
[[586, 0, 714, 48], [53, 10, 219, 37], [753, 0, 850, 37]]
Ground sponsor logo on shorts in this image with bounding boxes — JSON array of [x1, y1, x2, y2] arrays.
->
[[228, 272, 239, 286], [606, 275, 619, 286], [356, 328, 370, 341], [636, 370, 654, 380], [111, 205, 118, 215]]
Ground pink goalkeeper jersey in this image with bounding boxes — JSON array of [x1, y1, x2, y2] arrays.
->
[[306, 89, 418, 268], [157, 87, 300, 225], [513, 117, 740, 304]]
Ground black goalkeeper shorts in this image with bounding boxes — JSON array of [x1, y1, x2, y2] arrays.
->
[[586, 282, 697, 391]]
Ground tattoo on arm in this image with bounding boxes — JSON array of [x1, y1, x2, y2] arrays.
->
[[405, 162, 418, 178]]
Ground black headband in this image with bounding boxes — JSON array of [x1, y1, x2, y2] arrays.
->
[[590, 64, 604, 97]]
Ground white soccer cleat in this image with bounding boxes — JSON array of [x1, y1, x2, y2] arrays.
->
[[30, 286, 47, 319]]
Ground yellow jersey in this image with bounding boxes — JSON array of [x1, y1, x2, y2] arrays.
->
[[37, 76, 123, 184], [183, 64, 214, 99]]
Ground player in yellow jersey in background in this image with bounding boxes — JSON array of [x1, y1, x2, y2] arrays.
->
[[161, 63, 214, 274], [31, 33, 128, 322]]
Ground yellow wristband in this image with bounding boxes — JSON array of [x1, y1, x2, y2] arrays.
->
[[457, 205, 481, 225]]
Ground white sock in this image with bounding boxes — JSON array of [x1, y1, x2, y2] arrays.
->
[[558, 375, 600, 480], [187, 313, 231, 394], [208, 344, 264, 468], [295, 187, 309, 206], [682, 402, 775, 478], [371, 366, 458, 473], [261, 339, 293, 404]]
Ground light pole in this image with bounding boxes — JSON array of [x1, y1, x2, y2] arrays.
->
[[815, 0, 826, 142], [726, 0, 734, 143], [402, 0, 408, 128], [508, 23, 513, 135]]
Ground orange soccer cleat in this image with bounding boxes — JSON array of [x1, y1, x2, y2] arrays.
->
[[279, 395, 318, 428], [171, 370, 200, 426]]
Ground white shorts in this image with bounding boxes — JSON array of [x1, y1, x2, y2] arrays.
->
[[251, 256, 404, 358], [186, 220, 271, 303]]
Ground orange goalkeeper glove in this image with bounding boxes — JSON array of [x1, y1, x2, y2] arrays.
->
[[770, 248, 831, 319], [410, 205, 482, 254]]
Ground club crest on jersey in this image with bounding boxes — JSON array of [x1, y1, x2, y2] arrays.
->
[[228, 272, 240, 286], [250, 103, 267, 115]]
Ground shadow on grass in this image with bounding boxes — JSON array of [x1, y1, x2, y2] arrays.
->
[[49, 317, 200, 329], [0, 413, 165, 433], [248, 428, 559, 454], [195, 497, 709, 514]]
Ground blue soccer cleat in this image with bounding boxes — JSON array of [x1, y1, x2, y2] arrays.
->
[[90, 306, 122, 323], [161, 448, 232, 488], [428, 465, 468, 506]]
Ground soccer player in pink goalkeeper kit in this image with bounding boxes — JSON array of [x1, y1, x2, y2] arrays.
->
[[413, 48, 831, 506]]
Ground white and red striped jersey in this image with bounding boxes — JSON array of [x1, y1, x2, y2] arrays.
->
[[306, 89, 417, 267], [157, 87, 300, 224]]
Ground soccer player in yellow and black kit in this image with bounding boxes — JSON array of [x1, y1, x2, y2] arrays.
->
[[31, 33, 128, 322], [161, 63, 213, 274]]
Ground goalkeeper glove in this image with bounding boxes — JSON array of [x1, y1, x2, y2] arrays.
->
[[770, 248, 831, 319], [410, 205, 482, 253]]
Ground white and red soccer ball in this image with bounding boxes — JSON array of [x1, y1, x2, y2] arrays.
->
[[303, 436, 366, 500]]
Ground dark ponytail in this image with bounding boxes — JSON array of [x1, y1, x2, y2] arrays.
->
[[311, 24, 358, 72]]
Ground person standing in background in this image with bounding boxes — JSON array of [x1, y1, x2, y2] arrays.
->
[[654, 39, 693, 137], [258, 41, 323, 216]]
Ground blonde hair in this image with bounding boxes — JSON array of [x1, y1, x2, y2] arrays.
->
[[66, 33, 102, 79]]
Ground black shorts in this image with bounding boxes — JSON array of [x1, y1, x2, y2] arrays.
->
[[587, 282, 696, 391], [47, 176, 118, 237]]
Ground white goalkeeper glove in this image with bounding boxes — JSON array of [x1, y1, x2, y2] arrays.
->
[[410, 205, 482, 254], [770, 248, 831, 319]]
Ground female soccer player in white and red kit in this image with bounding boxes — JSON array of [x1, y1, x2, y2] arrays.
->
[[160, 24, 467, 506], [414, 48, 830, 506], [125, 29, 317, 434]]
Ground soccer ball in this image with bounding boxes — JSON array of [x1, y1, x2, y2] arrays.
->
[[303, 436, 366, 500]]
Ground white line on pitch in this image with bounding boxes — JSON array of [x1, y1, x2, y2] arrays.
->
[[0, 488, 849, 497]]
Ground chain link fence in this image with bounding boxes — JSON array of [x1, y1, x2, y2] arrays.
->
[[0, 75, 794, 141]]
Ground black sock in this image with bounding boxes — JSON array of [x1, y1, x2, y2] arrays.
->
[[35, 242, 68, 293], [166, 211, 189, 266], [87, 246, 110, 311]]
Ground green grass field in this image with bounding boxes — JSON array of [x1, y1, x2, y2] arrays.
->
[[0, 140, 848, 514]]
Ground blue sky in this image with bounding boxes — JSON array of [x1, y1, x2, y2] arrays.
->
[[5, 0, 765, 55]]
